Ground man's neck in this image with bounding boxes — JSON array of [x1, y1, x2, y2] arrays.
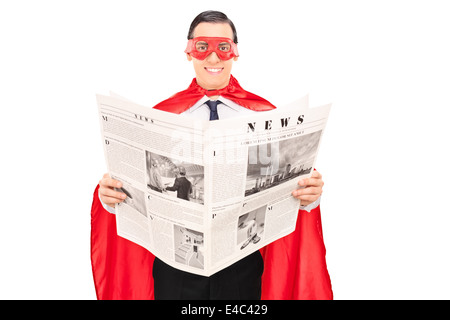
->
[[207, 94, 220, 100], [196, 77, 231, 100]]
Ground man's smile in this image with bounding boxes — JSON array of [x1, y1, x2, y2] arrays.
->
[[205, 67, 224, 74]]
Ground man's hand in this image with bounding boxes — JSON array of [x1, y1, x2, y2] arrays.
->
[[98, 173, 127, 208], [291, 170, 324, 206]]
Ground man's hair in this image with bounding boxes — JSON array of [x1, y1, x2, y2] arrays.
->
[[187, 10, 238, 44]]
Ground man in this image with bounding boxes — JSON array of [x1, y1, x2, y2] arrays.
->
[[165, 166, 192, 201], [148, 158, 164, 193], [94, 10, 331, 300]]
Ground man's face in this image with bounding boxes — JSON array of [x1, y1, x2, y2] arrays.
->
[[187, 22, 238, 90]]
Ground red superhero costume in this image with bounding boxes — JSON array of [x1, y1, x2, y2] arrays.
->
[[91, 75, 333, 299]]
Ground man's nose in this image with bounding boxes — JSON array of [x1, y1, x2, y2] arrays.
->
[[206, 51, 221, 63]]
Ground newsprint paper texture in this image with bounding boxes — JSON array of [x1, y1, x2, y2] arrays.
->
[[97, 93, 331, 276]]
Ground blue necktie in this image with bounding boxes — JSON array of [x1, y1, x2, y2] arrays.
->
[[205, 100, 220, 121]]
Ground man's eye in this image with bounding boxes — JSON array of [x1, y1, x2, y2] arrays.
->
[[196, 43, 208, 52], [218, 43, 231, 52]]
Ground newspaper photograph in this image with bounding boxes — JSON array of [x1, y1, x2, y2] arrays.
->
[[97, 93, 331, 276]]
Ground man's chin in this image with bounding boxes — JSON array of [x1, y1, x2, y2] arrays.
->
[[198, 75, 230, 90]]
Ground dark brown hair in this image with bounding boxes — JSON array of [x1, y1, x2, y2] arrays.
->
[[187, 10, 238, 44]]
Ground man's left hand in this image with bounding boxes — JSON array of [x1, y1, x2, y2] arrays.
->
[[292, 170, 324, 206]]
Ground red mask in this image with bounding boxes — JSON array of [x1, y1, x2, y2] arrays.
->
[[184, 37, 239, 61]]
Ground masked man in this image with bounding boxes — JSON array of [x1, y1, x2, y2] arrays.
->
[[93, 10, 332, 300]]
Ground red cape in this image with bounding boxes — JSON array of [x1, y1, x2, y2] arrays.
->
[[153, 75, 276, 114], [91, 79, 333, 299]]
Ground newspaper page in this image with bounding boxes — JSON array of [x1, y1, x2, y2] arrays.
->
[[97, 94, 331, 276]]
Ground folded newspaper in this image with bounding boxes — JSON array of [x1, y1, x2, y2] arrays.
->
[[97, 93, 331, 276]]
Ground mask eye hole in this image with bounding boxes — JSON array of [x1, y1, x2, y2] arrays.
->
[[218, 42, 231, 52], [195, 41, 208, 52]]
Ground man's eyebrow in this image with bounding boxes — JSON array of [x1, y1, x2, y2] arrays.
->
[[196, 41, 208, 45]]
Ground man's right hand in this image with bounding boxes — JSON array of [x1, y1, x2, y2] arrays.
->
[[98, 173, 127, 208]]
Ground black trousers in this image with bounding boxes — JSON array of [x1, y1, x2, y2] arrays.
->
[[153, 251, 264, 300]]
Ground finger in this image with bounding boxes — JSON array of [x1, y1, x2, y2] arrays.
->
[[293, 186, 323, 197], [298, 194, 318, 202], [298, 177, 324, 187], [100, 195, 125, 206], [292, 193, 319, 203], [311, 170, 322, 179], [100, 187, 127, 200], [100, 176, 123, 189]]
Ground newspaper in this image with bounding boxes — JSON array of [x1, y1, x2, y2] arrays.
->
[[97, 93, 331, 276]]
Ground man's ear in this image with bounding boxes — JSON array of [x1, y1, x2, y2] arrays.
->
[[186, 53, 193, 61]]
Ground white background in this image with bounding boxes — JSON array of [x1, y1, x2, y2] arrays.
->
[[1, 0, 449, 299]]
